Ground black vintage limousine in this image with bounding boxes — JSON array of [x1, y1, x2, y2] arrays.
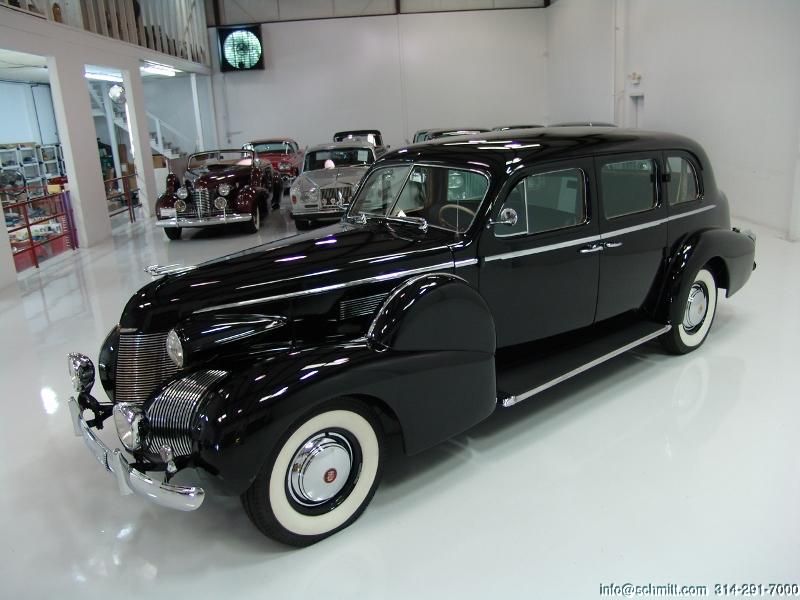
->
[[67, 128, 756, 546]]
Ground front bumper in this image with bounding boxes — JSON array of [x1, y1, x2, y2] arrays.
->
[[155, 213, 252, 228], [67, 396, 205, 511]]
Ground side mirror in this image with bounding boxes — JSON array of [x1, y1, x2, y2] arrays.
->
[[487, 207, 518, 229]]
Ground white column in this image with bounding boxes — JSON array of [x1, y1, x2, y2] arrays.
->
[[190, 73, 204, 151], [0, 226, 16, 289], [789, 132, 800, 242], [101, 83, 123, 179], [47, 54, 112, 247], [121, 60, 158, 218]]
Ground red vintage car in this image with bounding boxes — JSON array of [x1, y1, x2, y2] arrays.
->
[[244, 139, 303, 202], [155, 149, 280, 240]]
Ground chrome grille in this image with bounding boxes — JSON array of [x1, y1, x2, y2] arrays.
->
[[178, 188, 226, 218], [320, 185, 352, 207], [145, 369, 227, 457], [116, 333, 178, 404], [339, 292, 388, 320]]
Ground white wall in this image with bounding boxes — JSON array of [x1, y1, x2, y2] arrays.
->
[[0, 81, 44, 144], [545, 0, 614, 124], [211, 9, 548, 149], [142, 76, 202, 153]]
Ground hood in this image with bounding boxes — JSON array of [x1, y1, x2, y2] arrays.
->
[[185, 168, 245, 189], [258, 152, 297, 163], [303, 165, 368, 187], [120, 222, 456, 332]]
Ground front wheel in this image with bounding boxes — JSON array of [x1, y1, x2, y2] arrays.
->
[[661, 267, 718, 354], [164, 227, 181, 240], [244, 204, 261, 234], [242, 400, 384, 546]]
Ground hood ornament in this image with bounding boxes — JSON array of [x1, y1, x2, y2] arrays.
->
[[144, 264, 198, 277]]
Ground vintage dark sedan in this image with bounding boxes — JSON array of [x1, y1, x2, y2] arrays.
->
[[67, 128, 755, 546], [155, 149, 281, 240], [333, 129, 388, 155]]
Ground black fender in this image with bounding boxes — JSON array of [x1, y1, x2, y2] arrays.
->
[[655, 228, 755, 322], [193, 273, 497, 495]]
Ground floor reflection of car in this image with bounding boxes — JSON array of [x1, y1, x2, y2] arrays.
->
[[154, 149, 279, 240], [289, 141, 376, 230]]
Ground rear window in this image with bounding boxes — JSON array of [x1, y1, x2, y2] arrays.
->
[[667, 156, 700, 205], [599, 158, 658, 219]]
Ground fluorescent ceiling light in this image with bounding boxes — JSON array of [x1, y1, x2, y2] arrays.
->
[[85, 72, 122, 82], [141, 62, 179, 77]]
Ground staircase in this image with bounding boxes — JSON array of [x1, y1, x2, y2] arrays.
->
[[88, 82, 192, 161]]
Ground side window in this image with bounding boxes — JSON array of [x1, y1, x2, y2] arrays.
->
[[495, 168, 585, 237], [600, 158, 658, 219], [666, 156, 699, 205]]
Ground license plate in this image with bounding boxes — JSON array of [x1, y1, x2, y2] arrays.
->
[[161, 208, 177, 218]]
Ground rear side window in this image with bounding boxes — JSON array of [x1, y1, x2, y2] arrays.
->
[[600, 158, 658, 219], [666, 156, 699, 205], [496, 168, 585, 237]]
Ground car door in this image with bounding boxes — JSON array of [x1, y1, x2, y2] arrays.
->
[[478, 158, 600, 348], [594, 153, 668, 322]]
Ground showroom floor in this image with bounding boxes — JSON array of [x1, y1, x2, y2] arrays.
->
[[0, 203, 797, 599]]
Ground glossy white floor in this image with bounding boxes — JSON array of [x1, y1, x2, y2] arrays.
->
[[1, 205, 797, 600]]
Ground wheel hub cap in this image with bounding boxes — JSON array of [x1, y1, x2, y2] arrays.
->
[[288, 433, 353, 506], [683, 283, 708, 330]]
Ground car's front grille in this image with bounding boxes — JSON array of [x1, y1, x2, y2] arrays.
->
[[320, 185, 352, 208], [178, 188, 226, 218], [116, 332, 178, 404], [145, 369, 228, 457]]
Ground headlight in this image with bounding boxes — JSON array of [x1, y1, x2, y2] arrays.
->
[[218, 183, 232, 197], [176, 187, 189, 200], [166, 329, 184, 368], [175, 199, 187, 212], [214, 197, 227, 210], [305, 187, 319, 203], [67, 353, 95, 393], [113, 403, 144, 451], [278, 161, 291, 170]]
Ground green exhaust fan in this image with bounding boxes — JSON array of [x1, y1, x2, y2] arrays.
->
[[218, 26, 264, 72]]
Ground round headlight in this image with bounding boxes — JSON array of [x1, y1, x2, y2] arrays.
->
[[176, 187, 189, 200], [67, 353, 95, 394], [113, 403, 144, 451], [214, 197, 228, 210], [175, 199, 187, 212], [166, 329, 184, 368], [218, 183, 232, 197], [279, 161, 291, 170]]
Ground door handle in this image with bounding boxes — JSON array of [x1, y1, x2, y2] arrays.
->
[[604, 241, 623, 248], [579, 244, 604, 254]]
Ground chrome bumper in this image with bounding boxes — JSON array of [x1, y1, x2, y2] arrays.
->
[[155, 213, 252, 228], [290, 208, 343, 220], [68, 396, 204, 511]]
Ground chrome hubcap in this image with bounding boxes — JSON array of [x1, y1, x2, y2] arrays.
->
[[683, 283, 708, 331], [287, 432, 353, 506]]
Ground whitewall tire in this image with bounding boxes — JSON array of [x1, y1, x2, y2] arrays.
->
[[661, 267, 718, 354], [242, 401, 384, 546]]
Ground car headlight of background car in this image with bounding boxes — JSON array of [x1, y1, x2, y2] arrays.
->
[[176, 186, 189, 200], [278, 161, 292, 171], [218, 183, 232, 197]]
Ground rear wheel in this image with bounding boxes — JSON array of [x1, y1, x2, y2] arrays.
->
[[242, 400, 384, 547], [661, 267, 718, 354], [164, 227, 181, 240]]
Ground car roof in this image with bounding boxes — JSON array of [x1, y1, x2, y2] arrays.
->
[[333, 130, 382, 138], [425, 128, 490, 137], [249, 138, 298, 145], [306, 141, 376, 152], [381, 127, 708, 177]]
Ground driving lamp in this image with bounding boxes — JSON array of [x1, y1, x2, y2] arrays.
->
[[176, 187, 189, 200], [218, 183, 232, 197], [113, 403, 144, 451], [67, 353, 95, 393]]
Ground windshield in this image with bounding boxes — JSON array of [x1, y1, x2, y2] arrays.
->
[[189, 150, 254, 171], [303, 148, 374, 171], [251, 142, 293, 154], [348, 164, 490, 233]]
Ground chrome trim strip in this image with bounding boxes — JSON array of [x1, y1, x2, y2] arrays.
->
[[144, 264, 198, 276], [502, 324, 671, 407], [194, 261, 456, 314], [155, 214, 252, 227], [455, 258, 478, 267], [484, 204, 717, 262], [68, 397, 205, 511]]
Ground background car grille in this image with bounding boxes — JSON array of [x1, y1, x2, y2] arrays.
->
[[320, 185, 352, 207], [116, 332, 178, 404], [178, 188, 226, 218], [145, 369, 228, 457]]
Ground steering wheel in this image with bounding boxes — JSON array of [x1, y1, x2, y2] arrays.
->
[[438, 203, 476, 230]]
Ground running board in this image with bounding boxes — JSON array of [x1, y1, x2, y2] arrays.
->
[[497, 321, 671, 408]]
